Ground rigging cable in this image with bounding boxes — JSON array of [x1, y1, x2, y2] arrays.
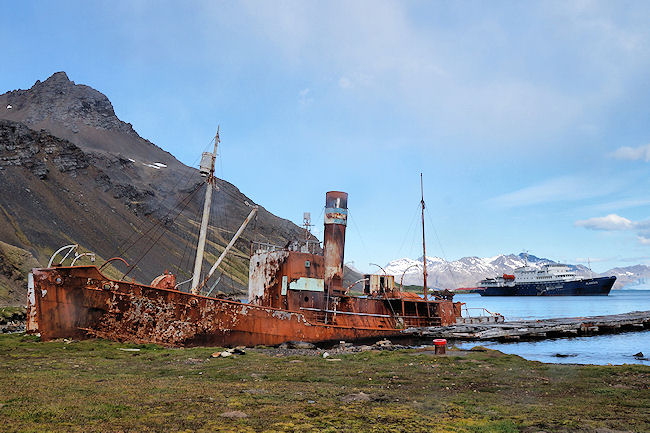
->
[[346, 209, 371, 265], [177, 186, 206, 279], [115, 181, 204, 264], [122, 182, 204, 280], [425, 207, 460, 290], [108, 135, 216, 261], [395, 202, 422, 259], [121, 182, 203, 279], [310, 205, 326, 245]]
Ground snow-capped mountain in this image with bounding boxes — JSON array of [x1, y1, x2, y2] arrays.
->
[[382, 253, 593, 289], [604, 265, 650, 289]]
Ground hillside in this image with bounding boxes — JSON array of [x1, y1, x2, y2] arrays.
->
[[0, 241, 40, 306], [0, 72, 329, 304]]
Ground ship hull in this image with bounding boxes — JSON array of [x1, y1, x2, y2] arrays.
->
[[28, 266, 460, 347], [480, 276, 616, 296]]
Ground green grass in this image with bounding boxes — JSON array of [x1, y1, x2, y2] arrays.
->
[[0, 334, 648, 432], [0, 306, 25, 323]]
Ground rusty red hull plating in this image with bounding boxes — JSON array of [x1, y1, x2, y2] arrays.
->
[[28, 266, 461, 347]]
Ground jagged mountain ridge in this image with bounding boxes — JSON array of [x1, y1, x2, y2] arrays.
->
[[1, 72, 163, 159], [383, 253, 642, 290], [0, 72, 328, 301], [1, 72, 202, 210]]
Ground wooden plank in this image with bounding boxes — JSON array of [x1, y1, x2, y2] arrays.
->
[[403, 310, 650, 341]]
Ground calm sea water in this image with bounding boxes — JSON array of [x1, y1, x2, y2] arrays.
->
[[453, 289, 650, 366]]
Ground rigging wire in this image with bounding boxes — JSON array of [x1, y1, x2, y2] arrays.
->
[[397, 205, 424, 288], [310, 206, 326, 244], [108, 134, 216, 261], [115, 181, 204, 262], [122, 183, 203, 279], [192, 141, 254, 294], [425, 207, 460, 290], [228, 273, 235, 294], [347, 209, 370, 264], [123, 183, 203, 279], [102, 131, 262, 286], [200, 140, 252, 277], [395, 203, 422, 259], [110, 184, 197, 263], [123, 188, 202, 281], [177, 185, 206, 278]]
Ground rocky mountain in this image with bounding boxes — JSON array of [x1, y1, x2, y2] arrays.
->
[[1, 72, 164, 160], [382, 253, 643, 290], [604, 265, 650, 289], [0, 72, 339, 304]]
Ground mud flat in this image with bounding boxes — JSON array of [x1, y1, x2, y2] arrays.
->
[[404, 310, 650, 341], [1, 333, 649, 432]]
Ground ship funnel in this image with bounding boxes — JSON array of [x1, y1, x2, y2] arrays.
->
[[323, 191, 348, 295]]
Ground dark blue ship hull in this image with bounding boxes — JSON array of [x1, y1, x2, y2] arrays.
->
[[480, 276, 616, 296]]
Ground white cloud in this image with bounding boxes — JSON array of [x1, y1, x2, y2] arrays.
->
[[108, 1, 650, 151], [488, 175, 622, 208], [338, 76, 352, 89], [609, 144, 650, 161], [576, 197, 650, 214], [228, 0, 650, 144], [298, 88, 312, 106], [575, 214, 634, 231], [574, 256, 611, 263], [576, 213, 650, 246], [638, 236, 650, 245]]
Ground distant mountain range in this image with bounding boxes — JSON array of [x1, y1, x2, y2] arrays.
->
[[382, 253, 650, 290]]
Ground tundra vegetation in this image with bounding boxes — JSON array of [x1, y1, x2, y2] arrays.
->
[[0, 334, 648, 432]]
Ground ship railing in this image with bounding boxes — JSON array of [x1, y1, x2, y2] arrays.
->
[[461, 306, 503, 319], [299, 307, 441, 327], [250, 241, 283, 256], [300, 240, 321, 254], [250, 240, 321, 256]]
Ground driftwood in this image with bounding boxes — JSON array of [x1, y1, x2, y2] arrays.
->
[[403, 310, 650, 341]]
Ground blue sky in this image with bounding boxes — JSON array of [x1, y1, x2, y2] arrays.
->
[[2, 1, 650, 273]]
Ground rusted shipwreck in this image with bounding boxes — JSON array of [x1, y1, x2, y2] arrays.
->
[[27, 132, 462, 347]]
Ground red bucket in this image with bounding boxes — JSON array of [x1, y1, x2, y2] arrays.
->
[[433, 339, 447, 354]]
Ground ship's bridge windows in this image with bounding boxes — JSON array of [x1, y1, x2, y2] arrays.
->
[[288, 277, 324, 292]]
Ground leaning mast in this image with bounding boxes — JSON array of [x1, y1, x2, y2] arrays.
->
[[191, 127, 220, 294]]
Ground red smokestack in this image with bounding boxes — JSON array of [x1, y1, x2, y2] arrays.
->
[[323, 191, 348, 296]]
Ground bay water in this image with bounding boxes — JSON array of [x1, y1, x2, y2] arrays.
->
[[453, 289, 650, 365]]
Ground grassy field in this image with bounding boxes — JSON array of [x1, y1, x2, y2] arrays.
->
[[0, 307, 25, 323], [0, 334, 648, 432]]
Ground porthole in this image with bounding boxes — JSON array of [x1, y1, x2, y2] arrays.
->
[[304, 296, 309, 302]]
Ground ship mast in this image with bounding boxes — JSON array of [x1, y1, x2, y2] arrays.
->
[[420, 173, 428, 301], [191, 127, 220, 294]]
